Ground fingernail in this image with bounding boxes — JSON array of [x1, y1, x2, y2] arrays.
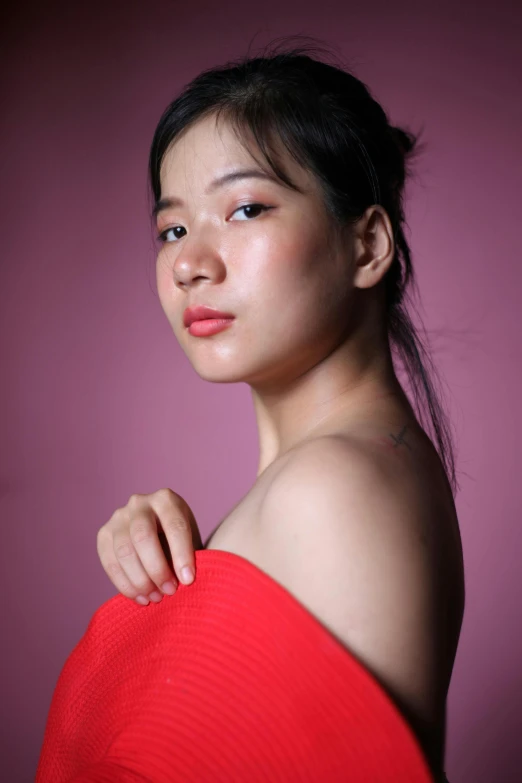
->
[[181, 566, 194, 584], [136, 595, 149, 606], [161, 581, 176, 595], [149, 591, 162, 602]]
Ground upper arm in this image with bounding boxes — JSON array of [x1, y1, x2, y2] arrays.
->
[[258, 437, 447, 761]]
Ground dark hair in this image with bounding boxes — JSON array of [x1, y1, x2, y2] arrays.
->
[[148, 36, 458, 495]]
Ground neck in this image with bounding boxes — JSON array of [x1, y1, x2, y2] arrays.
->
[[251, 329, 411, 478]]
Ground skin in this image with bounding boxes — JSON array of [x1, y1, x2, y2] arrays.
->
[[155, 112, 415, 477], [153, 112, 463, 780]]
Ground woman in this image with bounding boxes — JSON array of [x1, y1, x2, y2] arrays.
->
[[38, 39, 465, 783]]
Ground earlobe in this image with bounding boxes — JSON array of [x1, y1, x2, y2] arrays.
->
[[353, 254, 394, 290]]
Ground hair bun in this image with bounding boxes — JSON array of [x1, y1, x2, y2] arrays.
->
[[389, 125, 415, 157]]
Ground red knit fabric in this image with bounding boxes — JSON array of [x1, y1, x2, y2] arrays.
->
[[36, 548, 434, 782]]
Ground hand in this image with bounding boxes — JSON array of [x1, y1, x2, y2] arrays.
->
[[97, 489, 204, 606]]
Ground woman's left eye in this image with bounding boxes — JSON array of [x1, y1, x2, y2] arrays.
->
[[231, 203, 271, 220]]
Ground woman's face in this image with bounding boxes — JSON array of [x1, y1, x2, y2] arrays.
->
[[155, 113, 359, 389]]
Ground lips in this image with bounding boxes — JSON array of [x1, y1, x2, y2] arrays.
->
[[183, 305, 235, 328]]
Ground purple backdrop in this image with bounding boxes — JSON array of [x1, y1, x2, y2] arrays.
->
[[1, 1, 521, 780]]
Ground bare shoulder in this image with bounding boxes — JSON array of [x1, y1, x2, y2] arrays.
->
[[261, 431, 450, 556], [257, 433, 463, 775]]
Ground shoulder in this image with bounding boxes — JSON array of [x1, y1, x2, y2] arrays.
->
[[258, 434, 447, 763], [261, 432, 438, 558]]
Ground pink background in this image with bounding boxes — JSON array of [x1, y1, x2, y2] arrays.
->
[[2, 1, 521, 780]]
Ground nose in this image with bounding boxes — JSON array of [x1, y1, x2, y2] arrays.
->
[[171, 234, 226, 289]]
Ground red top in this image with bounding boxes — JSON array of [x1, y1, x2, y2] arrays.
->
[[36, 548, 434, 782]]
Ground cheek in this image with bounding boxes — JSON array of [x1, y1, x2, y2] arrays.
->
[[155, 252, 176, 315], [245, 245, 331, 340], [254, 226, 340, 310], [247, 221, 322, 283], [258, 233, 351, 347]]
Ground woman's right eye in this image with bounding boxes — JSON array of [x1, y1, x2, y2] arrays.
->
[[157, 226, 186, 243]]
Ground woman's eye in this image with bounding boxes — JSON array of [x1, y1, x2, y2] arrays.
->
[[156, 204, 271, 244], [157, 226, 186, 243], [231, 203, 271, 220]]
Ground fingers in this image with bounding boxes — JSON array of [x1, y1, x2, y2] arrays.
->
[[97, 508, 173, 603], [149, 490, 196, 586], [97, 489, 198, 606]]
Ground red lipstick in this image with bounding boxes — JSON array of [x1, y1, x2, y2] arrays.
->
[[183, 305, 235, 337]]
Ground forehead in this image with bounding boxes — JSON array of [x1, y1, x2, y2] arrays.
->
[[159, 113, 312, 194], [163, 114, 250, 167]]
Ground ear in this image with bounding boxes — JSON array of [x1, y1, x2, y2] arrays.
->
[[352, 206, 395, 290]]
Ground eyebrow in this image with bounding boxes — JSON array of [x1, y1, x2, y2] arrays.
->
[[152, 168, 283, 218]]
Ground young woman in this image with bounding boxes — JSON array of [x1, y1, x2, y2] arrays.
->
[[42, 39, 465, 783]]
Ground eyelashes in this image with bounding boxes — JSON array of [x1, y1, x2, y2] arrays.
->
[[157, 226, 186, 244], [156, 203, 272, 244]]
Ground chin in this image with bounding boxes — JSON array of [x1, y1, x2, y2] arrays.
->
[[185, 354, 251, 384], [194, 369, 246, 384]]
